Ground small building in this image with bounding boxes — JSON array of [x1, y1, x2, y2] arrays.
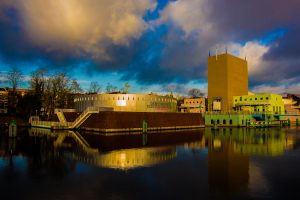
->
[[282, 94, 300, 124], [179, 97, 206, 113]]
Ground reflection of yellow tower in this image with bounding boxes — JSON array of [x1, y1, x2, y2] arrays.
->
[[208, 53, 248, 111], [206, 130, 249, 196]]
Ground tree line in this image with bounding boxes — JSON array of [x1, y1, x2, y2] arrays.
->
[[3, 67, 130, 119], [3, 67, 204, 119]]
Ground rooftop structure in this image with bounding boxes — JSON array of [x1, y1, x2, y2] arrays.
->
[[208, 53, 248, 112]]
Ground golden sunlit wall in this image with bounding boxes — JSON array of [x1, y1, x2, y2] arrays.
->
[[74, 93, 177, 112], [208, 53, 248, 111]]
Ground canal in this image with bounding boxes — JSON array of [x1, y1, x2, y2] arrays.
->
[[1, 127, 300, 200]]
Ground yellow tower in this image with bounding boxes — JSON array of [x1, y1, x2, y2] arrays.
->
[[208, 53, 248, 111]]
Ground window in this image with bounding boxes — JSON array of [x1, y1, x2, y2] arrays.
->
[[223, 120, 226, 124], [211, 120, 214, 124], [240, 97, 242, 101], [217, 120, 220, 124], [230, 120, 233, 125], [242, 120, 244, 124], [244, 98, 247, 101], [235, 99, 237, 102], [250, 98, 252, 101], [260, 98, 263, 100], [266, 97, 269, 100], [255, 98, 257, 100]]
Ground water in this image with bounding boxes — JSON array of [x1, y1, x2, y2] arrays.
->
[[1, 127, 300, 200]]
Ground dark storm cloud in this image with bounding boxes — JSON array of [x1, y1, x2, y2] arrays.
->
[[209, 0, 300, 41], [158, 0, 300, 91], [119, 25, 208, 85], [1, 0, 300, 91], [0, 6, 85, 70], [264, 26, 300, 60]]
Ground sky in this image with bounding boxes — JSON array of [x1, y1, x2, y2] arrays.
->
[[0, 0, 300, 96]]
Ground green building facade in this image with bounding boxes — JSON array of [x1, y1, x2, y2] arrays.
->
[[232, 94, 284, 114], [205, 113, 253, 127]]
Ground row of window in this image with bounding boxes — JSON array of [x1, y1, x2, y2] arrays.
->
[[253, 106, 281, 112], [211, 119, 249, 125], [235, 96, 270, 102], [75, 96, 175, 103], [184, 101, 203, 104], [212, 119, 233, 125]]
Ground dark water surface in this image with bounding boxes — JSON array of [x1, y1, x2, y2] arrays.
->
[[1, 127, 300, 200]]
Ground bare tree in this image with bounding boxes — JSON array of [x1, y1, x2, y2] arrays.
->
[[29, 68, 47, 116], [105, 83, 114, 93], [70, 79, 82, 94], [188, 88, 204, 98], [89, 81, 101, 93], [42, 72, 71, 117], [7, 66, 23, 90], [124, 82, 130, 93], [30, 68, 47, 96]]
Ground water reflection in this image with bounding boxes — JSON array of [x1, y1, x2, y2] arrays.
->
[[205, 127, 300, 199], [205, 128, 288, 156], [28, 128, 205, 170], [1, 127, 300, 199]]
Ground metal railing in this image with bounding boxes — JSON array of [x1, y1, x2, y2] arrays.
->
[[204, 111, 278, 115], [31, 120, 72, 127]]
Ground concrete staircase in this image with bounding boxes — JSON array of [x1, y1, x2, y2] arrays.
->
[[69, 107, 100, 129]]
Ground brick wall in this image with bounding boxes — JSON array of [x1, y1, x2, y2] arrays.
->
[[81, 111, 204, 129]]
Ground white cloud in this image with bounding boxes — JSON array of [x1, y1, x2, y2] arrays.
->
[[8, 0, 156, 60], [252, 83, 300, 94], [158, 0, 270, 78], [228, 42, 270, 76], [159, 0, 212, 36]]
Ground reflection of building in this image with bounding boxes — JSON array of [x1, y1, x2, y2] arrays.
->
[[233, 94, 285, 115], [74, 147, 177, 170], [206, 128, 249, 197], [29, 128, 207, 170], [0, 88, 8, 113], [208, 53, 248, 111], [179, 97, 206, 113], [205, 128, 287, 156], [205, 127, 294, 198], [74, 93, 177, 112]]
